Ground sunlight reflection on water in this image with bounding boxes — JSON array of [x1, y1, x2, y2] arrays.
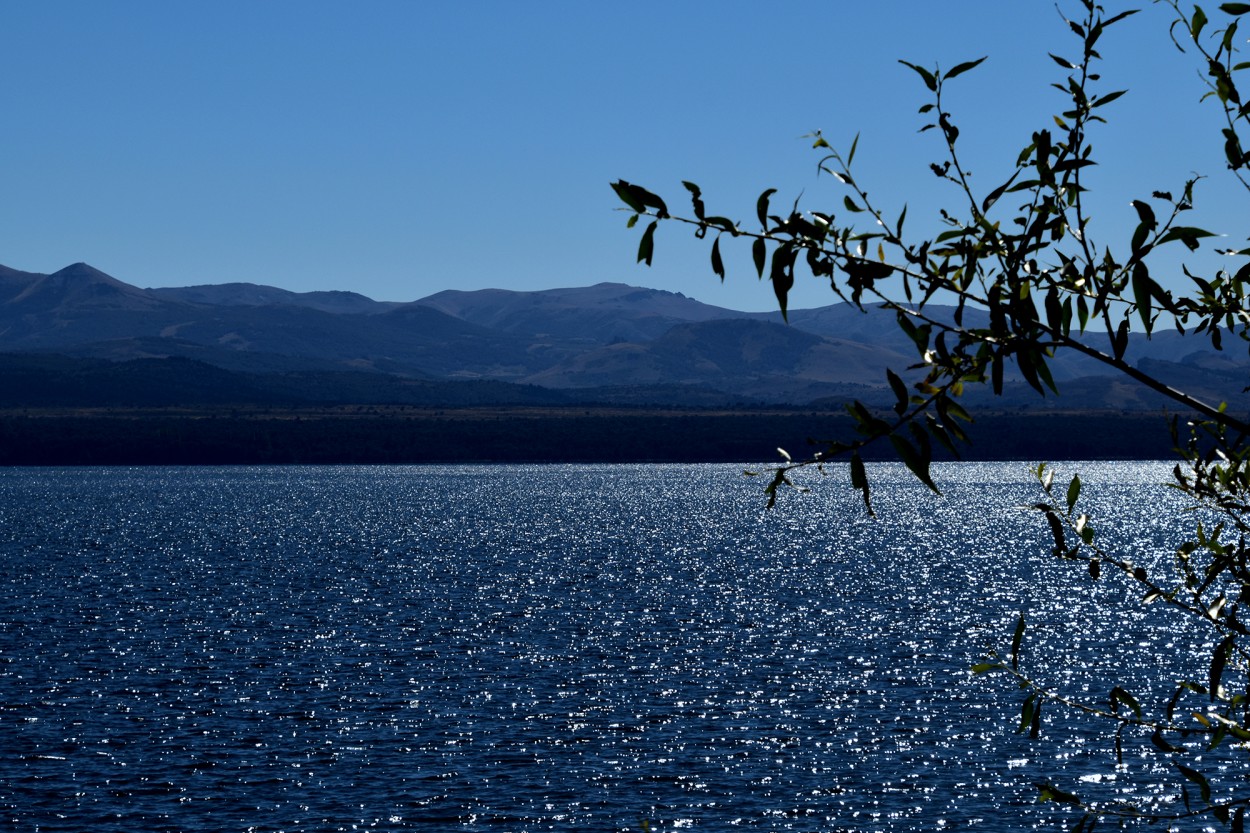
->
[[0, 462, 1215, 831]]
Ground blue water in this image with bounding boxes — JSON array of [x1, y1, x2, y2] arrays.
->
[[0, 463, 1212, 831]]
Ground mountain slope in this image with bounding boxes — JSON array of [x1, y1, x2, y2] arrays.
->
[[416, 282, 740, 343], [0, 261, 1243, 409], [0, 352, 572, 408], [0, 264, 537, 379], [524, 318, 919, 402], [150, 283, 399, 314]]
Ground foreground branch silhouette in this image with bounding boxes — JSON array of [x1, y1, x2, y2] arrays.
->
[[616, 2, 1250, 828]]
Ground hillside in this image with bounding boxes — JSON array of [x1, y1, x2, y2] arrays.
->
[[0, 261, 1244, 411]]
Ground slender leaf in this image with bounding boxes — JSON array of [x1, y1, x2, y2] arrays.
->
[[1176, 763, 1212, 805], [1093, 89, 1129, 108], [1132, 262, 1161, 331], [925, 413, 959, 455], [1132, 199, 1157, 230], [611, 180, 645, 213], [1104, 9, 1140, 25], [1011, 613, 1026, 670], [898, 60, 938, 91], [1112, 318, 1130, 360], [886, 369, 909, 415], [889, 434, 939, 493], [756, 188, 777, 229], [1018, 694, 1036, 734], [945, 56, 988, 79], [1211, 634, 1236, 700], [982, 173, 1019, 214], [1109, 686, 1142, 718], [1035, 781, 1081, 805], [1046, 511, 1067, 555], [1152, 728, 1185, 753], [770, 245, 795, 320], [1159, 226, 1216, 250], [637, 221, 657, 266], [849, 451, 873, 515], [1017, 348, 1046, 395], [611, 180, 669, 217], [1192, 5, 1209, 39], [682, 181, 705, 220]]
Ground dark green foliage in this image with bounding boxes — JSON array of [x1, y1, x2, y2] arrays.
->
[[613, 1, 1250, 826]]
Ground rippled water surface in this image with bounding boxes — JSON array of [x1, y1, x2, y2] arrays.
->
[[0, 462, 1213, 831]]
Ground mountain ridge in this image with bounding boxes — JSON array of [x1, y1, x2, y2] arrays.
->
[[0, 261, 1242, 410]]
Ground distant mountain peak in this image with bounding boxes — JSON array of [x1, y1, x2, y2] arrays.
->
[[50, 262, 118, 282], [11, 262, 154, 310]]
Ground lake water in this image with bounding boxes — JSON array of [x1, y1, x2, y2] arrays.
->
[[0, 462, 1218, 831]]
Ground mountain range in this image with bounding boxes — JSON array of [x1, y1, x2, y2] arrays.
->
[[0, 261, 1245, 411]]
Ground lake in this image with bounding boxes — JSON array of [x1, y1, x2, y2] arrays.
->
[[0, 462, 1214, 831]]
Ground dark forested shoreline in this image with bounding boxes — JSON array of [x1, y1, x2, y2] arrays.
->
[[0, 406, 1179, 466]]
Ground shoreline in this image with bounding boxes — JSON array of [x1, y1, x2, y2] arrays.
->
[[0, 406, 1179, 466]]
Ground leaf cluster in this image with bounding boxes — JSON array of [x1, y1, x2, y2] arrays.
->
[[614, 3, 1248, 508], [613, 1, 1250, 827]]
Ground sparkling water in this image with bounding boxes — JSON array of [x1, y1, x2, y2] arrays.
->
[[0, 462, 1209, 830]]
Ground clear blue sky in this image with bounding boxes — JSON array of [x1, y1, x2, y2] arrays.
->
[[0, 2, 1237, 311]]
